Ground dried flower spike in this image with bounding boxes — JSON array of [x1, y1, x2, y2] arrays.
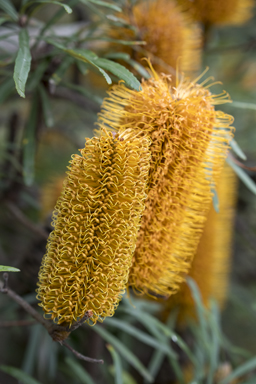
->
[[98, 67, 234, 297], [109, 0, 202, 73], [37, 132, 150, 325], [162, 163, 238, 323], [178, 0, 254, 26]]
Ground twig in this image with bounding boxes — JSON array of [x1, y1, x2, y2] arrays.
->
[[0, 275, 103, 364], [230, 156, 256, 172], [69, 311, 94, 332], [2, 272, 8, 292], [5, 201, 49, 240], [0, 319, 37, 327], [61, 340, 104, 364], [0, 277, 53, 330]]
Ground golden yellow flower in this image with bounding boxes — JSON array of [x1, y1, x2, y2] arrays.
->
[[162, 163, 237, 323], [109, 0, 202, 73], [37, 132, 150, 325], [177, 0, 254, 26], [97, 67, 234, 297]]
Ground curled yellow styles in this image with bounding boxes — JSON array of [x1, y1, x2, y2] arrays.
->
[[97, 69, 234, 297], [109, 0, 202, 73], [37, 132, 150, 325], [178, 0, 254, 26], [162, 163, 238, 323]]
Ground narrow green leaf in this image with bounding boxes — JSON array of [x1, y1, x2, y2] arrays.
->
[[22, 325, 41, 375], [107, 345, 123, 384], [65, 358, 95, 384], [123, 295, 162, 314], [47, 41, 141, 90], [52, 56, 74, 85], [0, 0, 18, 21], [67, 51, 112, 85], [105, 53, 131, 61], [220, 357, 256, 384], [28, 0, 72, 13], [207, 301, 221, 384], [47, 42, 112, 85], [0, 265, 20, 272], [125, 59, 150, 79], [14, 28, 31, 98], [98, 37, 146, 46], [187, 277, 209, 347], [120, 307, 194, 364], [76, 59, 90, 75], [0, 17, 9, 25], [0, 365, 42, 384], [226, 156, 256, 195], [167, 355, 185, 384], [104, 317, 173, 358], [94, 325, 153, 383], [95, 58, 141, 90], [80, 0, 121, 11], [138, 313, 185, 384], [230, 139, 247, 161], [122, 371, 137, 384], [38, 84, 54, 128], [39, 0, 79, 36], [105, 54, 151, 79], [230, 101, 256, 111], [23, 0, 73, 14], [145, 350, 165, 383], [22, 94, 38, 186]]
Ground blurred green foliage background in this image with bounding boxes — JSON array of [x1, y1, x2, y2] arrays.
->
[[0, 0, 256, 383]]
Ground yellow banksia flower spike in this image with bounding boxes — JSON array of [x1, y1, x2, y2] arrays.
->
[[109, 0, 202, 74], [177, 0, 254, 26], [37, 131, 150, 326], [97, 68, 234, 297], [162, 163, 238, 323]]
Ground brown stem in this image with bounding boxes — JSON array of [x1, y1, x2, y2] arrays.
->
[[0, 319, 37, 327], [0, 278, 52, 331], [61, 340, 104, 364], [0, 275, 103, 364], [229, 154, 256, 172]]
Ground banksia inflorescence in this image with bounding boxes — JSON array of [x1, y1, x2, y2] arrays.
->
[[162, 163, 238, 323], [177, 0, 254, 26], [109, 0, 202, 73], [98, 67, 234, 297], [37, 132, 150, 325]]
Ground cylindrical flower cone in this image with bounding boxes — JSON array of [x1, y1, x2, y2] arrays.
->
[[97, 68, 234, 297], [177, 0, 254, 26], [162, 163, 238, 323], [37, 132, 150, 325], [108, 0, 202, 74]]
